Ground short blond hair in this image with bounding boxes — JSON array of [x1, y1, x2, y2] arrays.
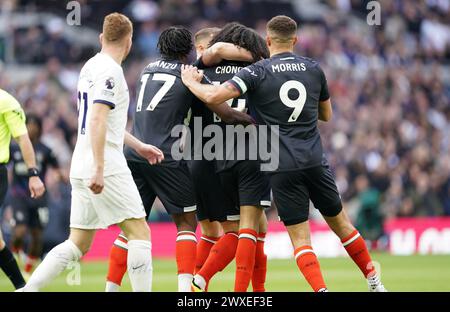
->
[[102, 13, 133, 43], [194, 27, 221, 44]]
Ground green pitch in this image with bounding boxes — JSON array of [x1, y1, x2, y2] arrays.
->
[[1, 253, 449, 292]]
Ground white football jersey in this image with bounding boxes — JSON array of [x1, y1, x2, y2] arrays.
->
[[70, 53, 130, 179]]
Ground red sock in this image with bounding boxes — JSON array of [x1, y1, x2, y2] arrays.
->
[[341, 230, 376, 277], [24, 255, 38, 273], [176, 231, 197, 276], [106, 235, 128, 286], [295, 246, 327, 292], [195, 235, 220, 274], [234, 229, 257, 292], [197, 232, 238, 283], [252, 232, 267, 292]]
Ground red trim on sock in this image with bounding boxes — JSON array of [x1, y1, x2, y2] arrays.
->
[[294, 245, 326, 292], [106, 242, 128, 285], [341, 230, 359, 244], [252, 233, 267, 292], [176, 236, 197, 275], [195, 235, 220, 274], [235, 229, 257, 292], [197, 232, 238, 283], [341, 231, 376, 277]]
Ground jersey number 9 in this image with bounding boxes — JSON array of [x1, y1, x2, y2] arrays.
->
[[279, 80, 307, 122]]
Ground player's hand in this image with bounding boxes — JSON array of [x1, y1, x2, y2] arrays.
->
[[137, 143, 164, 165], [89, 169, 104, 194], [29, 176, 45, 198], [181, 65, 203, 86]]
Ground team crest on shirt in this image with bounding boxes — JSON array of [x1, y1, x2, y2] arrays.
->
[[244, 67, 257, 77], [105, 77, 115, 89]]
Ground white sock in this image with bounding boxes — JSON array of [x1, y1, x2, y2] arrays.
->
[[23, 240, 82, 292], [127, 240, 152, 292], [105, 281, 120, 292], [178, 273, 194, 292], [193, 274, 207, 290]]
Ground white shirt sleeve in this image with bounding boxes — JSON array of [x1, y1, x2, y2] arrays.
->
[[92, 68, 120, 109]]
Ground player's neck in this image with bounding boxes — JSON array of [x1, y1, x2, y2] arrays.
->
[[100, 47, 124, 65], [270, 48, 294, 57]]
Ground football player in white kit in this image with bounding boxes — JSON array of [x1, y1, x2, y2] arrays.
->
[[20, 13, 163, 292]]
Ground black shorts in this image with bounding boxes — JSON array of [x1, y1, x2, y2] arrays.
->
[[11, 192, 49, 228], [0, 164, 7, 206], [128, 161, 196, 216], [219, 161, 271, 209], [188, 160, 239, 223], [270, 165, 343, 226]]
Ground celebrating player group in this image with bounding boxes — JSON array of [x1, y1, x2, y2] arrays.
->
[[16, 13, 386, 292]]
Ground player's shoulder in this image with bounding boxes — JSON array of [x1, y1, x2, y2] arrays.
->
[[296, 55, 324, 72], [0, 89, 21, 112], [83, 53, 123, 78]]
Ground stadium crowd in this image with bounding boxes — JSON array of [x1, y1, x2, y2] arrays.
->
[[0, 0, 449, 244]]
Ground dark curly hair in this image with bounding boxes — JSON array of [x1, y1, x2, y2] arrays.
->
[[208, 22, 269, 62], [157, 26, 193, 61]]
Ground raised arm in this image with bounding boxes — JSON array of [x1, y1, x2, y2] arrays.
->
[[206, 102, 254, 125], [124, 132, 164, 165], [181, 65, 240, 106], [201, 42, 253, 67]]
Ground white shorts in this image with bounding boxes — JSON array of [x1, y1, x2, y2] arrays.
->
[[70, 173, 146, 230]]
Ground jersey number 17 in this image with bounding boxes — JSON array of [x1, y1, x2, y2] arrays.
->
[[136, 73, 176, 112]]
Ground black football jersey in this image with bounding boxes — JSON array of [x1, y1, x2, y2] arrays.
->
[[190, 60, 252, 171], [10, 142, 59, 194], [228, 52, 330, 172], [125, 59, 196, 167]]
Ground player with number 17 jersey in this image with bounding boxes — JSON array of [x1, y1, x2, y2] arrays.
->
[[124, 58, 197, 216]]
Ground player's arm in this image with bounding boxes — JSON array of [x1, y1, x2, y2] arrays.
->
[[319, 99, 332, 122], [181, 65, 240, 105], [124, 132, 164, 165], [201, 42, 254, 67], [318, 66, 332, 122], [207, 101, 254, 125], [89, 102, 110, 194], [5, 109, 45, 198]]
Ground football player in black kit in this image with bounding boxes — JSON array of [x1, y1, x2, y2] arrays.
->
[[189, 24, 270, 292], [9, 115, 62, 275], [105, 26, 254, 292], [181, 15, 386, 292]]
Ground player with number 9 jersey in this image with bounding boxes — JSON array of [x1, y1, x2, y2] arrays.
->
[[229, 54, 329, 172]]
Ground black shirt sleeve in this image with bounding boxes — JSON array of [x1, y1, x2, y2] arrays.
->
[[318, 66, 330, 101], [227, 63, 265, 95]]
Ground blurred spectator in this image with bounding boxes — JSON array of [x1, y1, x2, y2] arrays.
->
[[354, 175, 383, 241], [137, 21, 160, 58]]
